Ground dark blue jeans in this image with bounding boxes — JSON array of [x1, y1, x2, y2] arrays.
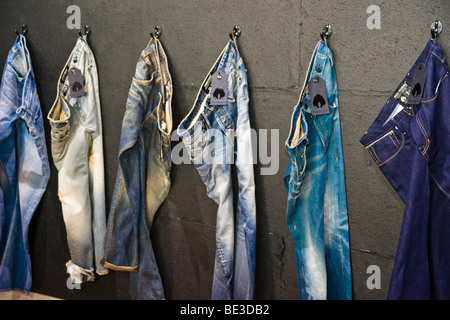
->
[[360, 39, 450, 300]]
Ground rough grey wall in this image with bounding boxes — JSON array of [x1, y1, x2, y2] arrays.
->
[[0, 0, 448, 300]]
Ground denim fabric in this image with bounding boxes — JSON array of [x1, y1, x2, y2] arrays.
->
[[102, 38, 172, 300], [0, 35, 50, 294], [177, 41, 256, 300], [360, 40, 450, 300], [284, 40, 352, 300], [47, 36, 108, 284]]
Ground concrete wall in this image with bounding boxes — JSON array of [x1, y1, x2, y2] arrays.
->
[[0, 0, 448, 300]]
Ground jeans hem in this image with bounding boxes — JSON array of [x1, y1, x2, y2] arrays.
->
[[101, 259, 139, 273], [96, 269, 110, 276], [65, 260, 96, 284]]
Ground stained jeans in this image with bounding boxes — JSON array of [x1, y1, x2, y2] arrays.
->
[[0, 35, 50, 294], [177, 41, 256, 300], [47, 36, 108, 284], [360, 40, 450, 300], [102, 38, 172, 300], [284, 40, 352, 300]]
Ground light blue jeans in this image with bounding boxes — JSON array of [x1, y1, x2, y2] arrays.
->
[[284, 40, 352, 300], [103, 37, 173, 300], [0, 35, 50, 294], [177, 41, 256, 300], [47, 36, 109, 284]]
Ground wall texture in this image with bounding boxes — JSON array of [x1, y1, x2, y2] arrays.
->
[[0, 0, 448, 300]]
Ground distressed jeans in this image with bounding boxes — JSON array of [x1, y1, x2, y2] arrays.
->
[[360, 39, 450, 300], [102, 38, 173, 300], [284, 40, 352, 300], [177, 41, 256, 300], [47, 36, 108, 284], [0, 34, 50, 294]]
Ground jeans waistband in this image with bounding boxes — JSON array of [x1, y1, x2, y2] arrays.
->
[[360, 39, 446, 147], [142, 38, 173, 135], [116, 37, 173, 153], [4, 35, 40, 123], [54, 36, 91, 99], [286, 40, 332, 159], [47, 36, 94, 129], [177, 41, 240, 140]]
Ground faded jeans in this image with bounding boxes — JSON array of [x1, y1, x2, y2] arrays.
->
[[0, 34, 50, 294], [177, 41, 256, 300], [47, 36, 108, 284], [284, 40, 352, 300], [102, 38, 173, 300]]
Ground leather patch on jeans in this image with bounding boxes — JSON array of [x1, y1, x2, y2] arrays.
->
[[210, 70, 228, 106], [309, 76, 329, 116], [68, 67, 86, 98], [407, 63, 427, 105]]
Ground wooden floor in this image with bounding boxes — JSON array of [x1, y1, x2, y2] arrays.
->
[[0, 291, 60, 300]]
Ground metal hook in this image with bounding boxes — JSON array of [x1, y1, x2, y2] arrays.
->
[[320, 24, 333, 43], [431, 20, 443, 44], [78, 25, 91, 38], [228, 25, 241, 54], [84, 25, 91, 37], [229, 25, 241, 41], [233, 25, 242, 39], [15, 24, 28, 36], [154, 25, 162, 39]]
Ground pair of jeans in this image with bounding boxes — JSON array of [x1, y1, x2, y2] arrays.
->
[[0, 35, 50, 294], [360, 39, 450, 300], [102, 38, 173, 300], [48, 36, 108, 284], [177, 41, 256, 300], [284, 40, 352, 300]]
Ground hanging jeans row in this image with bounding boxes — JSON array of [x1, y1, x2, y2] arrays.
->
[[0, 28, 449, 300]]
